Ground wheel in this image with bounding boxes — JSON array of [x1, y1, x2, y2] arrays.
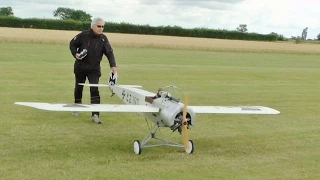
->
[[133, 140, 141, 155], [185, 140, 194, 154]]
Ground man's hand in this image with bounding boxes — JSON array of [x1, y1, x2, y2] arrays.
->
[[111, 66, 117, 73], [75, 53, 82, 60]]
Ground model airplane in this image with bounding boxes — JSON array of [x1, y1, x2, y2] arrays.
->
[[14, 72, 280, 155]]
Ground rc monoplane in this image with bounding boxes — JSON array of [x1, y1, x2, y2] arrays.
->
[[15, 72, 280, 155]]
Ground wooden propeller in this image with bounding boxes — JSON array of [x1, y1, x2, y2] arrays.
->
[[182, 94, 189, 150]]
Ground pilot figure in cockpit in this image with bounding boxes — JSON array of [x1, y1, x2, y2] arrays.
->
[[152, 87, 165, 99]]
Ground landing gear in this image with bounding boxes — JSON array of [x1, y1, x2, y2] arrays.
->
[[133, 140, 141, 155], [132, 123, 194, 155]]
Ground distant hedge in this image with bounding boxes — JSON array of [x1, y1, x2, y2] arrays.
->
[[0, 16, 278, 41]]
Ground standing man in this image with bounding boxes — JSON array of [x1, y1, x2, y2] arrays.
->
[[69, 17, 117, 124]]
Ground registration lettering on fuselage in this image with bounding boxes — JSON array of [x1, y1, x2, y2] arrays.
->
[[121, 90, 140, 105]]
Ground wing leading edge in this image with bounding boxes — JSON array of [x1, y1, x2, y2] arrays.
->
[[14, 102, 159, 113], [189, 106, 280, 114]]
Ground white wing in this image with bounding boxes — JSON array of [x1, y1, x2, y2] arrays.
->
[[15, 102, 159, 112], [78, 83, 142, 88], [189, 106, 279, 114]]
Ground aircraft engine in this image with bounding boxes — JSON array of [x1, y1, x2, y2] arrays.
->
[[159, 103, 195, 133]]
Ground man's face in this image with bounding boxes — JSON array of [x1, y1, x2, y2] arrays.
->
[[92, 20, 104, 35]]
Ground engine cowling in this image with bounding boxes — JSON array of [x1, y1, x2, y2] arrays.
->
[[159, 103, 196, 128]]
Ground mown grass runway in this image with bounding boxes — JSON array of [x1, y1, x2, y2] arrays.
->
[[1, 38, 320, 179]]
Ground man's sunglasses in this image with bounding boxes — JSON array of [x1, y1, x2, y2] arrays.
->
[[97, 25, 104, 28]]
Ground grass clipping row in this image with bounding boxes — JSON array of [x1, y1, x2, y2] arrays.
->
[[1, 27, 320, 54]]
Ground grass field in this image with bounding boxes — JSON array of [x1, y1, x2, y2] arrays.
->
[[1, 28, 320, 179]]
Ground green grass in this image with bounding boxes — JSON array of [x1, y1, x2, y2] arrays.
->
[[1, 42, 320, 180]]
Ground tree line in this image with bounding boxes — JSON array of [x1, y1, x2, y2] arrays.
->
[[1, 6, 319, 41]]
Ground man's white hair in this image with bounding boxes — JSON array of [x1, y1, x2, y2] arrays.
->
[[91, 17, 105, 28]]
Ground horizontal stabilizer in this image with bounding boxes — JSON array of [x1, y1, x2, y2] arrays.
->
[[78, 83, 142, 88], [15, 102, 159, 113], [189, 106, 280, 114]]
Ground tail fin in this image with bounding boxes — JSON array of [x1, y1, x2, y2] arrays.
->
[[108, 71, 117, 86]]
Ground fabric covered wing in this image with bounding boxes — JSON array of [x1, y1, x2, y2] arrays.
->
[[15, 102, 159, 113], [189, 106, 280, 114]]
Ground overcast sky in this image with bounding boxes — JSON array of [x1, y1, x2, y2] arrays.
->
[[1, 0, 319, 39]]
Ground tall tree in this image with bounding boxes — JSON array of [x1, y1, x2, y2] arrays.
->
[[301, 27, 308, 40], [236, 24, 248, 33], [53, 7, 92, 21], [317, 33, 320, 40], [0, 7, 14, 16]]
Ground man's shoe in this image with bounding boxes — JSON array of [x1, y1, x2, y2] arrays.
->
[[72, 111, 79, 116], [91, 114, 102, 124]]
